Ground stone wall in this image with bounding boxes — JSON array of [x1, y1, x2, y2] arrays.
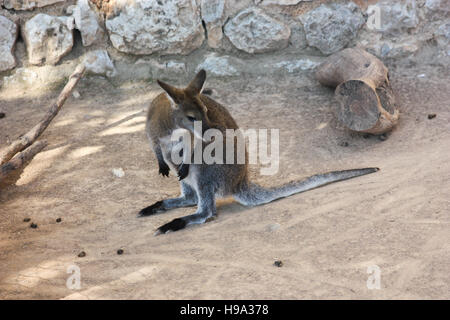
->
[[0, 0, 448, 87]]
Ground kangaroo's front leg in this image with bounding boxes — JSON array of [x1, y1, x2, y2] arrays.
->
[[155, 184, 216, 235], [138, 182, 197, 216], [155, 145, 170, 177]]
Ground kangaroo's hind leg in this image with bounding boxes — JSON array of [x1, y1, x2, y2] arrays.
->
[[138, 182, 198, 217], [155, 180, 216, 234]]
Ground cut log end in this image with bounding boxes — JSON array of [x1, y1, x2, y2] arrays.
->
[[336, 80, 380, 132], [336, 80, 399, 135], [315, 48, 399, 135]]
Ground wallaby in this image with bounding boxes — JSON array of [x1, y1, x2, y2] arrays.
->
[[140, 70, 379, 235]]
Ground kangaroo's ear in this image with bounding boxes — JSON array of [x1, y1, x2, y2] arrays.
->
[[157, 80, 184, 104], [186, 69, 206, 95]]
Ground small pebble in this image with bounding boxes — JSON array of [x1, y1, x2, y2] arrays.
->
[[112, 168, 125, 178], [78, 251, 86, 258], [56, 218, 62, 223], [427, 114, 436, 120], [274, 260, 283, 267], [117, 249, 124, 255], [202, 88, 213, 95], [23, 218, 31, 222], [72, 90, 81, 99], [30, 223, 38, 229], [0, 112, 5, 119], [267, 223, 280, 232]]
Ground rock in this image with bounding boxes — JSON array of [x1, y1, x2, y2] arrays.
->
[[301, 3, 365, 55], [67, 0, 103, 46], [2, 67, 39, 87], [72, 90, 81, 99], [435, 23, 450, 51], [267, 223, 280, 232], [224, 7, 291, 54], [260, 0, 312, 5], [105, 0, 204, 55], [376, 39, 421, 59], [83, 50, 116, 77], [3, 0, 64, 10], [166, 61, 186, 75], [112, 168, 124, 178], [425, 0, 450, 18], [201, 0, 226, 48], [0, 15, 18, 72], [436, 23, 450, 41], [22, 14, 74, 65], [273, 58, 320, 73], [196, 53, 241, 76], [135, 59, 186, 78], [370, 0, 419, 35], [289, 24, 307, 50]]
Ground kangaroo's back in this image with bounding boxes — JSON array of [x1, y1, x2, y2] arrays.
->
[[199, 94, 240, 131]]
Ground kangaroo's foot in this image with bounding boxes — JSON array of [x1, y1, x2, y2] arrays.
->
[[155, 218, 186, 234], [138, 182, 197, 217], [155, 186, 215, 235], [138, 200, 164, 216]]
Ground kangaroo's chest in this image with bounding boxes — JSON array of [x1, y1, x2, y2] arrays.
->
[[158, 129, 191, 170]]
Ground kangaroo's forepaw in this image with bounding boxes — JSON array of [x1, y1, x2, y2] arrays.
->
[[155, 218, 186, 235], [138, 200, 164, 217], [159, 162, 170, 177], [177, 163, 189, 181]]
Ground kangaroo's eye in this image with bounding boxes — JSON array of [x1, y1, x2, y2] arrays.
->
[[187, 116, 196, 122]]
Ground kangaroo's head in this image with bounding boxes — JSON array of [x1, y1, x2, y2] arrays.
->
[[157, 70, 211, 134]]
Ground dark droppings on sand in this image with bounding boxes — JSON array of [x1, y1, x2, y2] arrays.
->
[[428, 113, 437, 119], [117, 249, 124, 255], [274, 260, 283, 267], [78, 251, 86, 258], [30, 223, 38, 229], [56, 218, 62, 223], [23, 218, 31, 222]]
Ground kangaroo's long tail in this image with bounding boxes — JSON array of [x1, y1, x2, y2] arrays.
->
[[233, 168, 379, 206]]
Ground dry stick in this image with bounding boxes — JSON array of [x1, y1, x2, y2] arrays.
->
[[0, 140, 48, 181], [0, 64, 86, 166]]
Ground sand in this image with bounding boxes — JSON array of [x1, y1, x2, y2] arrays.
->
[[0, 65, 449, 299]]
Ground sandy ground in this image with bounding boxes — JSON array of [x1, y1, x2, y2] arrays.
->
[[0, 65, 449, 299]]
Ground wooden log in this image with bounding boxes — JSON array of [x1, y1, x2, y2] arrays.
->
[[0, 140, 48, 181], [315, 48, 399, 135], [0, 63, 86, 166]]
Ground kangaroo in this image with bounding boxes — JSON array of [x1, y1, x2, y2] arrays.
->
[[140, 70, 379, 235]]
